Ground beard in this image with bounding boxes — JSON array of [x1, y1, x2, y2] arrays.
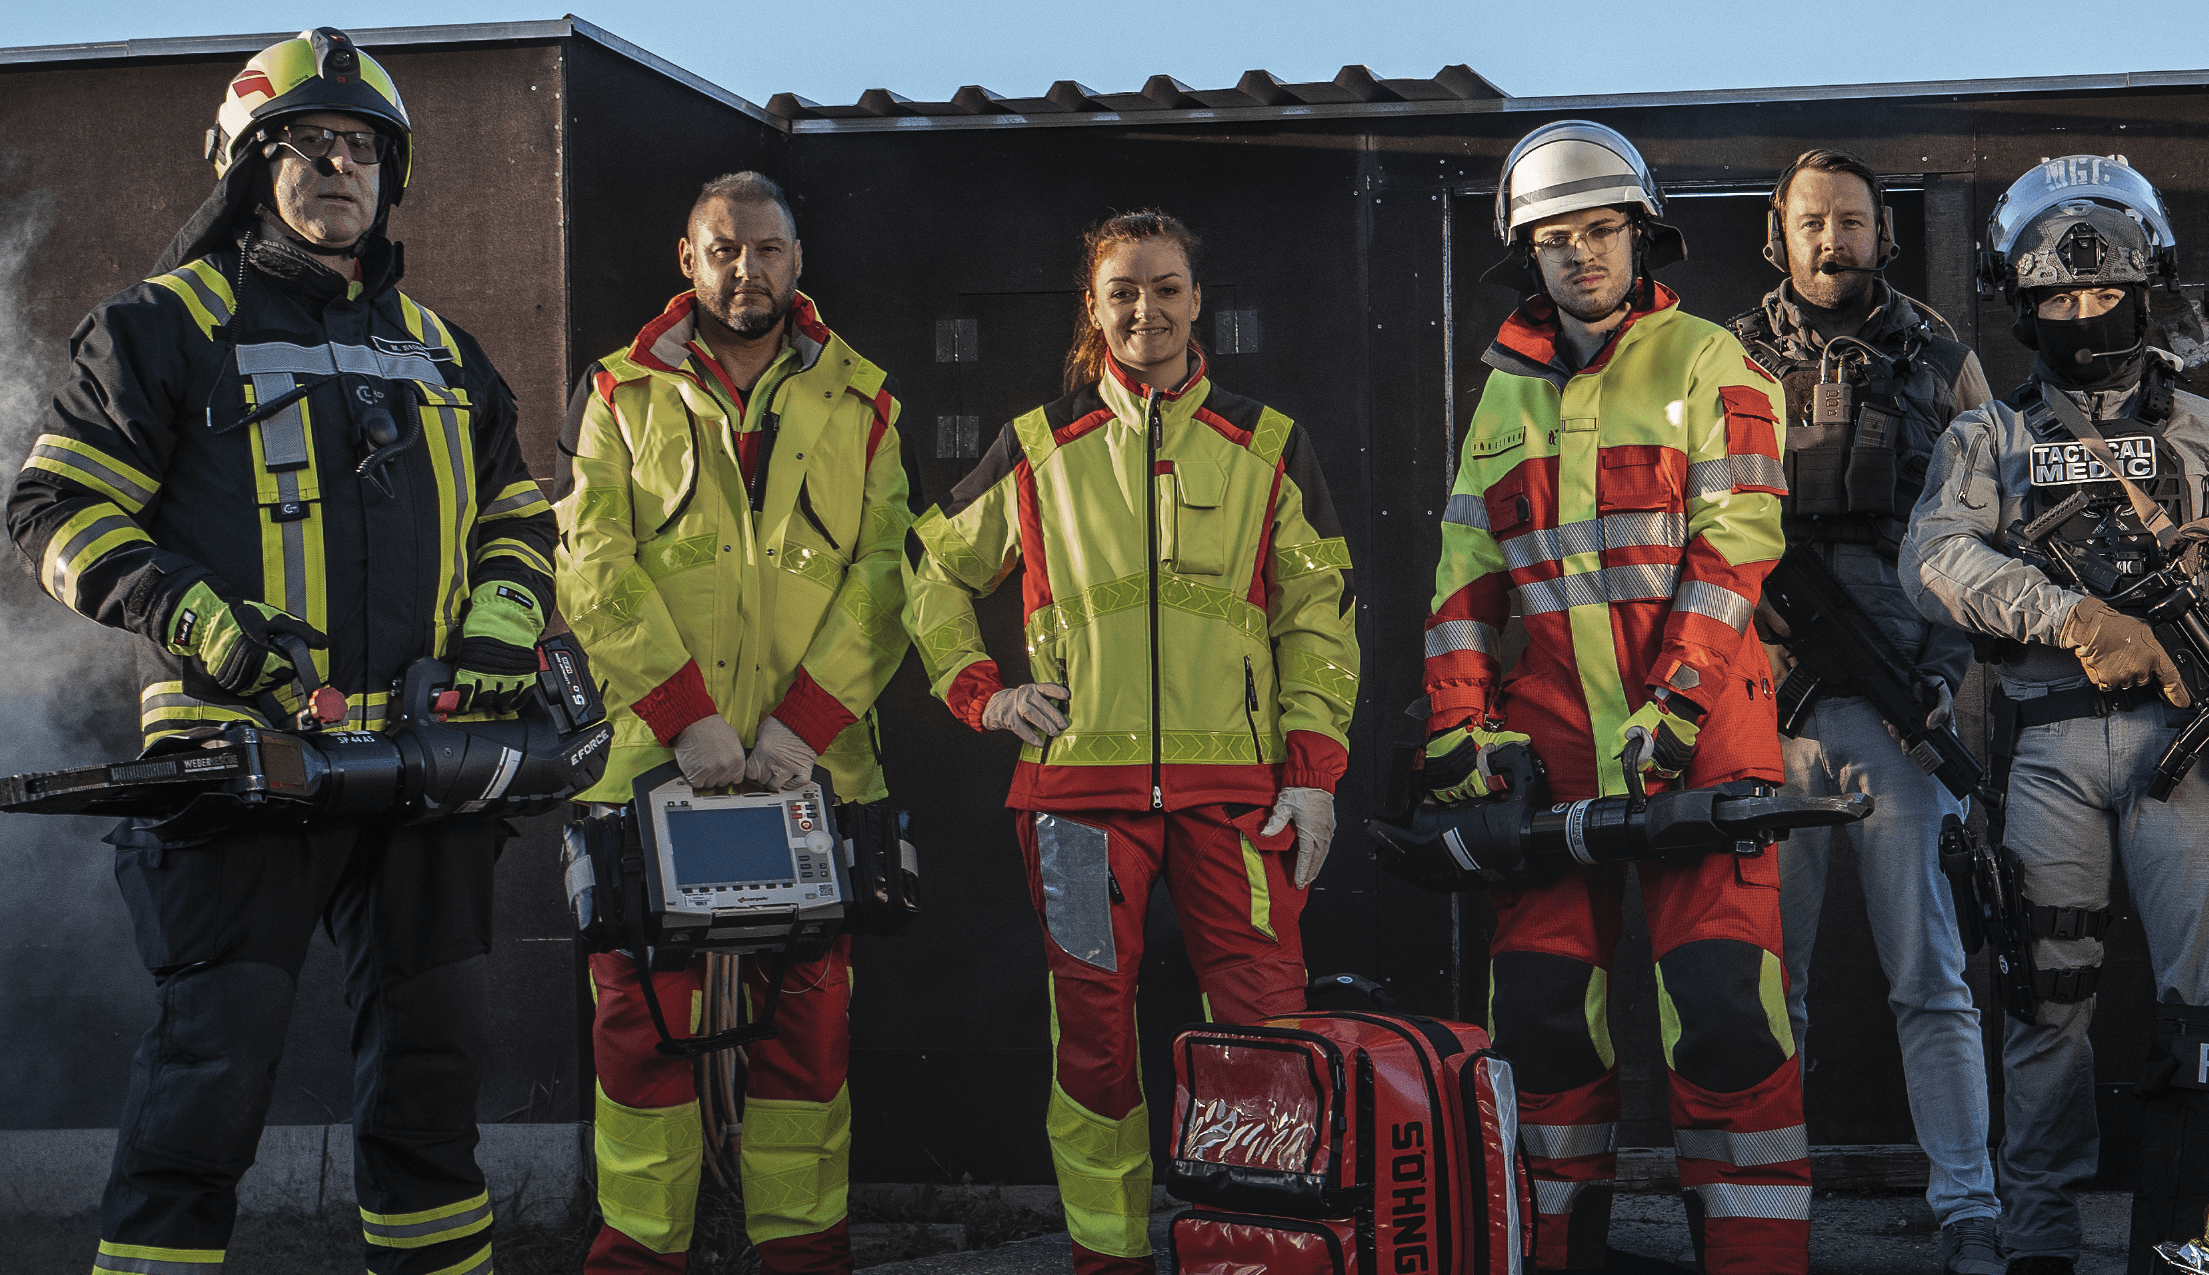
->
[[704, 280, 794, 339], [1793, 262, 1875, 312]]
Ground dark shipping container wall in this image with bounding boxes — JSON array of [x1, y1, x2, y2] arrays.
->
[[0, 39, 578, 1132]]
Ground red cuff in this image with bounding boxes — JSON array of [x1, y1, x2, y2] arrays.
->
[[1281, 730, 1349, 794], [632, 659, 718, 747], [770, 668, 859, 753], [945, 661, 1005, 732]]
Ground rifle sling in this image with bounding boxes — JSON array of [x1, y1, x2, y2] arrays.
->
[[2039, 383, 2178, 550]]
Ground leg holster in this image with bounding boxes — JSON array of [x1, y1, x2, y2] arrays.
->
[[2129, 1003, 2209, 1275]]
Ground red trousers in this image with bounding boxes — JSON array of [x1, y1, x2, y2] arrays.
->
[[1490, 852, 1808, 1274], [1015, 803, 1309, 1275], [585, 939, 853, 1275]]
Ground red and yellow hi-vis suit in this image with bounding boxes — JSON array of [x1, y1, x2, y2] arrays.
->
[[1426, 285, 1808, 1274]]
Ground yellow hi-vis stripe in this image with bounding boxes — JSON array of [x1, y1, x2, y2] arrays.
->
[[146, 259, 236, 339], [41, 503, 152, 610], [24, 434, 159, 513], [593, 1081, 702, 1255], [740, 1083, 853, 1244], [1045, 975, 1152, 1259], [1552, 392, 1633, 797], [417, 382, 477, 658], [92, 1240, 225, 1274], [1239, 836, 1275, 941], [360, 1190, 492, 1249], [479, 536, 553, 578], [242, 382, 329, 684], [415, 1240, 494, 1275]]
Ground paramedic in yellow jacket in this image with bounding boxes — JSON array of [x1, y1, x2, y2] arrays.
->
[[555, 172, 912, 1275], [906, 210, 1360, 1275]]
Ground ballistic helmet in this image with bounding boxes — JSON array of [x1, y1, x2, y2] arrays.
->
[[1980, 155, 2176, 302], [207, 28, 413, 201]]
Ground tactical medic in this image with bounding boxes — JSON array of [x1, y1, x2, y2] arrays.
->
[[7, 30, 555, 1275], [1423, 121, 1807, 1274], [1901, 155, 2209, 1275], [1728, 149, 2004, 1275]]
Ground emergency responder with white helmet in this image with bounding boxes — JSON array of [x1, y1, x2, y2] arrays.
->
[[1425, 120, 1808, 1273], [8, 28, 555, 1275], [1901, 154, 2209, 1275], [1729, 149, 2004, 1275]]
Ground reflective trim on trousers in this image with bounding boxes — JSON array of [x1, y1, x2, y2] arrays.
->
[[1688, 1180, 1813, 1220], [360, 1190, 493, 1249], [1672, 1125, 1809, 1168], [91, 1243, 225, 1275], [1520, 1120, 1617, 1160], [1533, 1176, 1613, 1214]]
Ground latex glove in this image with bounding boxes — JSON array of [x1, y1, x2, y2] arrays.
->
[[1423, 721, 1533, 802], [1615, 696, 1701, 782], [452, 582, 545, 713], [166, 579, 329, 695], [983, 682, 1070, 747], [1915, 677, 1956, 731], [672, 714, 747, 789], [2061, 597, 2191, 706], [747, 715, 819, 792], [1262, 787, 1336, 889]]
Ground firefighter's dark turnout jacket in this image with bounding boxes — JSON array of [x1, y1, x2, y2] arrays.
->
[[8, 232, 555, 741]]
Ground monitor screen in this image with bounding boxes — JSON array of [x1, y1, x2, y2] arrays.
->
[[664, 805, 794, 887]]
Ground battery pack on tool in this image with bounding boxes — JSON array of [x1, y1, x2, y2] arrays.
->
[[564, 760, 919, 958]]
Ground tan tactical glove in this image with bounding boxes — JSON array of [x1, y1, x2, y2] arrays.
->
[[671, 714, 748, 788], [2060, 596, 2192, 707], [983, 682, 1070, 747]]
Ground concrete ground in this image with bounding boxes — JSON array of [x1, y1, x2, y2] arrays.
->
[[860, 1193, 2143, 1274]]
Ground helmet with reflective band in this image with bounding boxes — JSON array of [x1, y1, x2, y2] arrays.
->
[[1981, 155, 2176, 302], [1493, 119, 1664, 243], [206, 27, 413, 201]]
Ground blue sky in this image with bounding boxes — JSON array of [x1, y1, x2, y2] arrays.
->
[[13, 0, 2208, 107]]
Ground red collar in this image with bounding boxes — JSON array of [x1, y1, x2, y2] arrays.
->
[[1496, 281, 1678, 376], [1103, 347, 1208, 400], [628, 290, 834, 375]]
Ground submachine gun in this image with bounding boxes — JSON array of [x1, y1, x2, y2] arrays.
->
[[1760, 546, 1982, 800], [2009, 487, 2209, 800], [1366, 737, 1872, 893], [0, 633, 614, 837]]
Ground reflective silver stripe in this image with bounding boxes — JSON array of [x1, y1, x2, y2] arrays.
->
[[1516, 563, 1679, 615], [1674, 579, 1755, 634], [1688, 1181, 1813, 1220], [249, 372, 311, 470], [1036, 814, 1116, 971], [1689, 453, 1787, 499], [1443, 492, 1489, 530], [30, 440, 156, 509], [361, 1198, 493, 1244], [1673, 1125, 1808, 1167], [1425, 619, 1501, 660], [1501, 511, 1686, 572], [168, 267, 233, 326], [274, 467, 307, 621], [53, 512, 140, 575], [482, 487, 549, 518], [1521, 1121, 1617, 1160], [236, 340, 448, 386], [1600, 510, 1688, 549], [93, 1256, 224, 1275], [1488, 1056, 1523, 1260], [1533, 1177, 1612, 1215]]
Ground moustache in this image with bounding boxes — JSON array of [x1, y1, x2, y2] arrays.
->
[[1818, 261, 1883, 276]]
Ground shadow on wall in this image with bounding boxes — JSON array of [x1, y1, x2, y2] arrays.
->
[[0, 148, 157, 1134]]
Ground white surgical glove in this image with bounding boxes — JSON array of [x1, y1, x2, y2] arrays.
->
[[671, 714, 747, 789], [1262, 787, 1336, 889], [746, 715, 820, 792], [982, 682, 1069, 747]]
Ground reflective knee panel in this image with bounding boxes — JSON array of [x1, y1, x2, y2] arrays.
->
[[1488, 950, 1613, 1095], [741, 1084, 852, 1245], [1047, 1084, 1153, 1260], [594, 1082, 703, 1255], [1655, 939, 1793, 1093]]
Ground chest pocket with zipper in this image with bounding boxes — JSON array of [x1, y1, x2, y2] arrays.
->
[[1165, 459, 1228, 576]]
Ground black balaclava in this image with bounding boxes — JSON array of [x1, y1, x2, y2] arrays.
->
[[2021, 287, 2149, 390]]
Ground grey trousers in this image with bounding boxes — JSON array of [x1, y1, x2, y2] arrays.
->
[[1997, 703, 2209, 1259], [1777, 693, 1998, 1226]]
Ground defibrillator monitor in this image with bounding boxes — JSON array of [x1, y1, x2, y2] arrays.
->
[[632, 761, 846, 952]]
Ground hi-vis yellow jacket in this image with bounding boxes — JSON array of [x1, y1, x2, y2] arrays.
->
[[1426, 285, 1788, 800], [907, 354, 1359, 813], [556, 292, 912, 804], [8, 236, 555, 745]]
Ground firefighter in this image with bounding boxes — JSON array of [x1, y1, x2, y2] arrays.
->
[[1728, 149, 2003, 1275], [555, 171, 912, 1275], [1423, 121, 1807, 1274], [7, 29, 554, 1275], [905, 210, 1358, 1275], [1900, 156, 2209, 1275]]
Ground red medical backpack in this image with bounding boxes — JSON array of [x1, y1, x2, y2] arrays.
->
[[1166, 1011, 1531, 1274]]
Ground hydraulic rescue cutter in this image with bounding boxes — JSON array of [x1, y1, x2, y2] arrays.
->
[[0, 633, 613, 839], [1367, 739, 1872, 892]]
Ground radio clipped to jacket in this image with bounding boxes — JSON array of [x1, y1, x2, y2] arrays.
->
[[562, 760, 918, 961]]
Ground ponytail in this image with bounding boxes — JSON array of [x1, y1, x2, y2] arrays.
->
[[1062, 210, 1205, 393]]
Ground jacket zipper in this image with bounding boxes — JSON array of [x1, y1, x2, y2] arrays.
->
[[1147, 389, 1165, 810], [1244, 655, 1263, 764]]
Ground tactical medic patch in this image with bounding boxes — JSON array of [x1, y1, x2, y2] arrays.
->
[[2029, 435, 2158, 486]]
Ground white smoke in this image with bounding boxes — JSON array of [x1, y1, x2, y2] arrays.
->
[[0, 150, 156, 1132]]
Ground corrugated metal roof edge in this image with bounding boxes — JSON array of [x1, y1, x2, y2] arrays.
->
[[0, 15, 785, 131], [784, 67, 2209, 134]]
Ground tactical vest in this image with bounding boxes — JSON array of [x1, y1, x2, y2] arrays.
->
[[2014, 375, 2190, 587]]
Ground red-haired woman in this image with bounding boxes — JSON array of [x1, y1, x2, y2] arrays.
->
[[907, 211, 1361, 1274]]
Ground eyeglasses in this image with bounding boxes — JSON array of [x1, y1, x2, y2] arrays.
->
[[1529, 222, 1630, 261], [265, 125, 391, 165]]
